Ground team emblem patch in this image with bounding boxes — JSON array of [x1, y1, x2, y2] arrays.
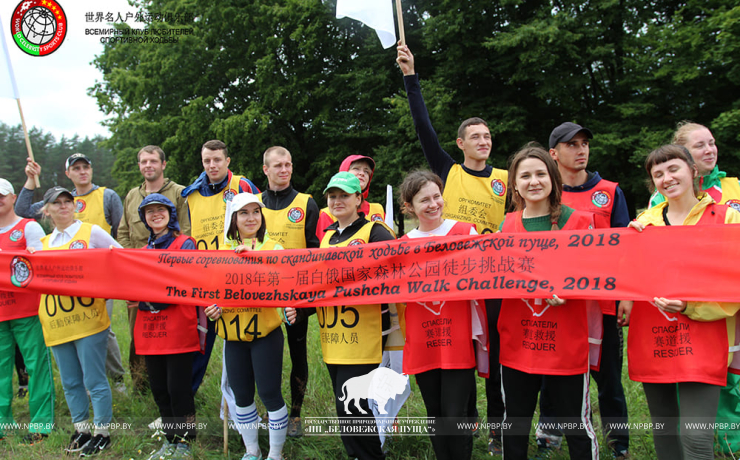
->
[[370, 214, 383, 222], [69, 240, 87, 249], [11, 0, 68, 56], [591, 190, 611, 208], [9, 229, 24, 242], [75, 199, 86, 213], [288, 207, 305, 223], [491, 179, 506, 197], [348, 239, 366, 246], [726, 199, 740, 213], [223, 189, 237, 202], [10, 256, 33, 288]]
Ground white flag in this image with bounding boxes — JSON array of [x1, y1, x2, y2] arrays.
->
[[0, 13, 20, 99], [336, 0, 397, 49]]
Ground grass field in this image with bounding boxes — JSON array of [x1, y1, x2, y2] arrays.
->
[[1, 300, 737, 459]]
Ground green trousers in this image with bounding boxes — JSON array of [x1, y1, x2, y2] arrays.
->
[[717, 373, 740, 454], [0, 316, 55, 434]]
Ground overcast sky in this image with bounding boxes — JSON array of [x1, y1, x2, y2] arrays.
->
[[0, 0, 139, 140]]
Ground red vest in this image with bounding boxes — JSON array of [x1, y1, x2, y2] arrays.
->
[[629, 203, 732, 385], [400, 221, 478, 374], [561, 179, 618, 229], [499, 210, 592, 375], [134, 235, 200, 355], [562, 180, 619, 316], [628, 301, 728, 386], [0, 219, 41, 321]]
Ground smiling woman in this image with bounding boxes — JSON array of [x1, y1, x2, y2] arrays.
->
[[622, 144, 740, 460], [497, 144, 598, 460]]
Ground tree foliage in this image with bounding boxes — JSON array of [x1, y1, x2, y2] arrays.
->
[[91, 0, 740, 218], [0, 122, 117, 200]]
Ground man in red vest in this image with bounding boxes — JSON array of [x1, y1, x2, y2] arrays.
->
[[540, 122, 630, 459]]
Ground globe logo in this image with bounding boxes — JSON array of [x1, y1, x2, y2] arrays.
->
[[22, 7, 57, 46], [10, 256, 33, 288], [11, 0, 68, 56]]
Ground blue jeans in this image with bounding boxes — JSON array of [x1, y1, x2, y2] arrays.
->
[[51, 328, 112, 427]]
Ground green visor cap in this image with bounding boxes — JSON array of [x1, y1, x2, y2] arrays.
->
[[323, 171, 362, 195]]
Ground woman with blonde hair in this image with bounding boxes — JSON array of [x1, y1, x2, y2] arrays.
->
[[30, 186, 121, 456]]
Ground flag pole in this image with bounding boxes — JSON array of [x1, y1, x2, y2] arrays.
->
[[395, 0, 405, 45], [0, 17, 40, 188], [16, 99, 40, 188]]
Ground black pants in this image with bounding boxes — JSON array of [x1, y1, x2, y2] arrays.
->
[[485, 299, 505, 435], [540, 308, 629, 452], [326, 363, 385, 460], [190, 319, 216, 395], [286, 318, 309, 417], [145, 352, 196, 442], [416, 368, 475, 460], [502, 366, 597, 460], [224, 328, 285, 411]]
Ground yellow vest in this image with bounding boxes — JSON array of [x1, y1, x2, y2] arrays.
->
[[38, 223, 109, 346], [319, 221, 384, 364], [216, 238, 284, 341], [75, 187, 110, 234], [259, 192, 310, 249], [719, 177, 740, 212], [443, 164, 507, 234], [188, 175, 243, 250]]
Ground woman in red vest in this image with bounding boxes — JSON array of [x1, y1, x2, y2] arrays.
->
[[133, 193, 200, 460], [497, 144, 598, 460], [398, 170, 486, 460], [621, 144, 740, 460]]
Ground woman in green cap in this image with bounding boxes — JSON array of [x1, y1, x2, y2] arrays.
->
[[288, 171, 395, 459]]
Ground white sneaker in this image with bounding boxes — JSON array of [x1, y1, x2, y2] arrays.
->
[[535, 426, 563, 450], [148, 417, 163, 430]]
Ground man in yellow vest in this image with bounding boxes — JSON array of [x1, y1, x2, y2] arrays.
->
[[17, 154, 126, 392], [118, 145, 190, 395], [397, 44, 508, 453], [259, 146, 320, 437], [182, 140, 259, 394]]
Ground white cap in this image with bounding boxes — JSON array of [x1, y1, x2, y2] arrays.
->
[[0, 178, 14, 196]]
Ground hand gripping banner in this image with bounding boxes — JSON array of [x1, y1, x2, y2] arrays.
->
[[2, 225, 740, 307]]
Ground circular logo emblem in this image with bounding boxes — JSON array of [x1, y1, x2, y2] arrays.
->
[[370, 214, 384, 222], [9, 229, 24, 242], [288, 207, 305, 223], [591, 190, 611, 208], [348, 239, 366, 246], [223, 189, 237, 202], [491, 179, 506, 197], [11, 0, 68, 56], [69, 240, 88, 249], [75, 199, 86, 213], [10, 256, 33, 288], [726, 199, 740, 213]]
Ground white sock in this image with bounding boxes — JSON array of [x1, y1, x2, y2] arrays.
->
[[235, 403, 260, 456], [73, 421, 91, 434], [267, 405, 288, 460]]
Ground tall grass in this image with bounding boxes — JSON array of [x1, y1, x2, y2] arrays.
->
[[1, 302, 736, 458]]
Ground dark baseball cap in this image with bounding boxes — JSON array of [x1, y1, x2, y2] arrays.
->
[[43, 186, 74, 205], [548, 122, 593, 149], [65, 153, 92, 170]]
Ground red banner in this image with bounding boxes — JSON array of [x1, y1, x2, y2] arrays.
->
[[2, 225, 739, 307]]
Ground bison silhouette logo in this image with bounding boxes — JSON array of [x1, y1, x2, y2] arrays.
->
[[339, 367, 408, 415]]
